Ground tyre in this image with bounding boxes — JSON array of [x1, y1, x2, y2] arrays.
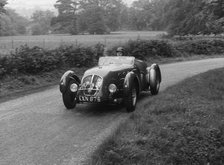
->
[[149, 66, 161, 95], [62, 80, 77, 109], [124, 82, 138, 112]]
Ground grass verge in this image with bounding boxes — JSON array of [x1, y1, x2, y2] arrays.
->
[[88, 67, 224, 165]]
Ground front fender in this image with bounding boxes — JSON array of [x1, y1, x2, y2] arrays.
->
[[59, 70, 81, 93], [124, 71, 139, 95]]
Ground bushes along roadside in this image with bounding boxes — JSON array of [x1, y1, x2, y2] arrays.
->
[[1, 38, 224, 79]]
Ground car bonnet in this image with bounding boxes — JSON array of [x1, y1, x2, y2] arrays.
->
[[83, 63, 134, 78]]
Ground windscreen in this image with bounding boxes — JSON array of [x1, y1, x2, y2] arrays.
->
[[98, 56, 135, 66]]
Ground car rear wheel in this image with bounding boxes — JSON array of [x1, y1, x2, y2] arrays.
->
[[62, 80, 77, 109], [149, 67, 160, 95], [125, 82, 137, 112]]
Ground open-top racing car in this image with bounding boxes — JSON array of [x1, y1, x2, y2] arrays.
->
[[59, 56, 161, 112]]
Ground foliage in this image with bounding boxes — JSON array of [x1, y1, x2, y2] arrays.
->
[[122, 0, 224, 35], [128, 0, 153, 30], [120, 0, 169, 31], [44, 0, 224, 35], [2, 0, 224, 35], [54, 45, 95, 67], [155, 0, 224, 35], [150, 0, 169, 31], [31, 10, 55, 35], [104, 0, 124, 31], [0, 43, 102, 78], [84, 6, 108, 34], [52, 0, 124, 34], [108, 39, 183, 59], [122, 40, 178, 59], [0, 14, 15, 36], [0, 0, 7, 14], [9, 45, 62, 74], [7, 9, 28, 34], [52, 0, 80, 34], [1, 38, 224, 79], [0, 8, 28, 36], [175, 39, 224, 55]]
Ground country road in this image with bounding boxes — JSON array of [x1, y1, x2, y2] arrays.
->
[[0, 58, 224, 165]]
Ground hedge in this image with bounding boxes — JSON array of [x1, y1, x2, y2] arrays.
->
[[1, 39, 224, 79], [174, 39, 224, 55], [0, 44, 103, 78]]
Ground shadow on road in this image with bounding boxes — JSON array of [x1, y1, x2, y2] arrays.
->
[[75, 103, 124, 116], [64, 92, 152, 116]]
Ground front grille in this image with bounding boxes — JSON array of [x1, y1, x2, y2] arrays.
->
[[80, 75, 103, 96]]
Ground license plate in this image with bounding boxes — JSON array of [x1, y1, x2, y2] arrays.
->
[[79, 96, 101, 102]]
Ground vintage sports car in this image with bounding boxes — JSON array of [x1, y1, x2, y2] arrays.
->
[[59, 56, 161, 112]]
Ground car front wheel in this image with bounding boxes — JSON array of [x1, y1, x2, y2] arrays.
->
[[62, 80, 77, 109], [124, 82, 137, 112]]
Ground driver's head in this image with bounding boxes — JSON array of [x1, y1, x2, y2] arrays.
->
[[116, 47, 124, 56]]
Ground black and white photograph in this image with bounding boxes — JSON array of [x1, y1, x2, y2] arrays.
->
[[0, 0, 224, 164]]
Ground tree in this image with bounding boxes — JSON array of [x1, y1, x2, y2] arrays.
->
[[151, 0, 224, 35], [7, 9, 28, 34], [208, 0, 224, 19], [31, 10, 55, 35], [79, 0, 114, 9], [0, 0, 7, 35], [79, 0, 124, 33], [55, 0, 79, 15], [0, 14, 14, 35], [127, 0, 161, 30], [128, 8, 149, 30], [119, 5, 129, 29], [0, 0, 7, 14], [165, 0, 195, 35], [104, 0, 124, 31], [85, 5, 107, 34], [205, 0, 224, 34], [149, 0, 169, 30], [52, 0, 125, 34], [0, 8, 28, 36], [77, 10, 88, 33], [52, 0, 80, 34]]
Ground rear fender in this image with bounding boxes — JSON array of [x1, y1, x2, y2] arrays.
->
[[146, 63, 161, 84], [59, 70, 81, 93]]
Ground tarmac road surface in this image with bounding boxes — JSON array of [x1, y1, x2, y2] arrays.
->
[[0, 58, 224, 165]]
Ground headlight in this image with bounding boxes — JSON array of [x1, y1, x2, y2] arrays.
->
[[108, 84, 117, 93], [70, 83, 78, 92]]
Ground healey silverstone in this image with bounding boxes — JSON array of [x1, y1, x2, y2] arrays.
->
[[59, 56, 161, 112]]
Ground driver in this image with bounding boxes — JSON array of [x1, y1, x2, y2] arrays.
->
[[116, 47, 125, 56], [116, 47, 147, 76]]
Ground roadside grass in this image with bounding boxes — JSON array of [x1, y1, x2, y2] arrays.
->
[[88, 68, 224, 165]]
